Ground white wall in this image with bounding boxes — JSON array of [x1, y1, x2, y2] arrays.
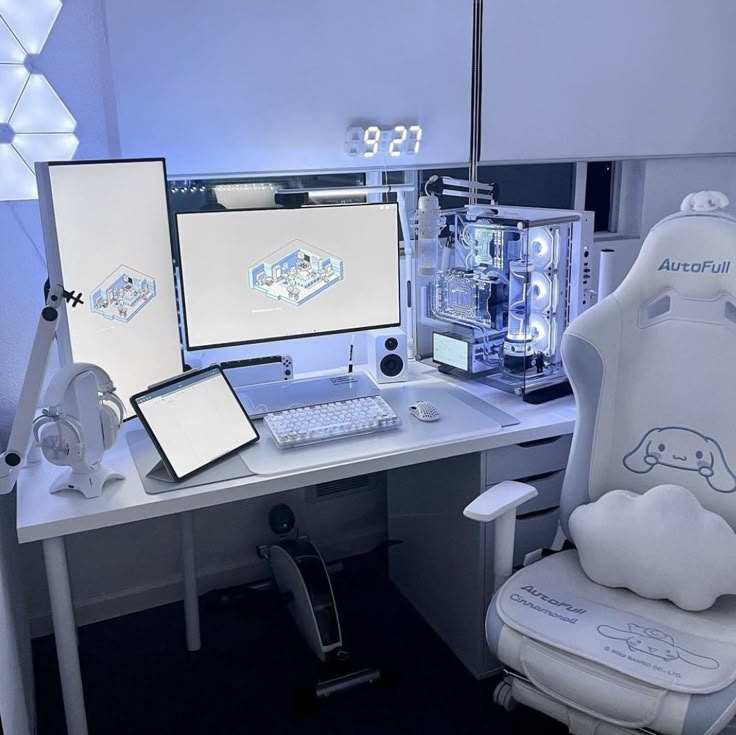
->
[[481, 0, 736, 162], [103, 0, 473, 175], [592, 156, 736, 295], [640, 156, 736, 233], [0, 0, 114, 439]]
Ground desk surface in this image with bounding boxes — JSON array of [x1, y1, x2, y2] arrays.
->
[[16, 362, 575, 543]]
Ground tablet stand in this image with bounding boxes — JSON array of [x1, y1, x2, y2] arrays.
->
[[145, 458, 177, 483], [127, 429, 256, 495]]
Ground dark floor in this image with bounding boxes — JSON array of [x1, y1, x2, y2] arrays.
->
[[33, 550, 565, 734]]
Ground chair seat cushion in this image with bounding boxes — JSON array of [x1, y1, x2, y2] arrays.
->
[[494, 550, 736, 694], [488, 551, 736, 734]]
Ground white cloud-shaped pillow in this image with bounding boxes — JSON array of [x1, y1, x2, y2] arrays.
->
[[569, 484, 736, 611]]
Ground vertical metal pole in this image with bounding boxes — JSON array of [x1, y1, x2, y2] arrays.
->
[[469, 0, 484, 202]]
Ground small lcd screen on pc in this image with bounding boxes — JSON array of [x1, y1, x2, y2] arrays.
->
[[433, 332, 470, 371], [176, 203, 400, 350]]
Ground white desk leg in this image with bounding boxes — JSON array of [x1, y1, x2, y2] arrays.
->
[[42, 536, 88, 735], [180, 512, 201, 652], [0, 548, 33, 735]]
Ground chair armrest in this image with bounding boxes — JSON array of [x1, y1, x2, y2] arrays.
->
[[464, 481, 538, 593], [463, 480, 538, 522]]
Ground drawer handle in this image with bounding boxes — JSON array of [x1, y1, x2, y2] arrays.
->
[[517, 506, 559, 520], [517, 436, 565, 449], [518, 470, 563, 484]]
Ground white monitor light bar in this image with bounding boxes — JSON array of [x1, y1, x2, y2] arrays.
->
[[278, 184, 415, 200]]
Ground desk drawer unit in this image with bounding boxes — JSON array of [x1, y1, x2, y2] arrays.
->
[[510, 468, 565, 569], [515, 469, 565, 515], [485, 434, 571, 486], [514, 508, 561, 566], [387, 434, 572, 679]]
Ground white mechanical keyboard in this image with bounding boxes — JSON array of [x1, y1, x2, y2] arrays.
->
[[263, 396, 402, 449]]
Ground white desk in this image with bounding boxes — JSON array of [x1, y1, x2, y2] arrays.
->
[[17, 362, 574, 735]]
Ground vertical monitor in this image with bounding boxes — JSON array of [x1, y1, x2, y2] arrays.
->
[[37, 159, 183, 418], [176, 202, 401, 350]]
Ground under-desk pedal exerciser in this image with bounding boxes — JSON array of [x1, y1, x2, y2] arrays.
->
[[258, 503, 381, 698]]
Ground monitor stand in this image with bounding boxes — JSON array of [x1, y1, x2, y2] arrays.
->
[[236, 371, 380, 418]]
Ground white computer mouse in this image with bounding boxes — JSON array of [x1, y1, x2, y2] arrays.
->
[[408, 401, 441, 422]]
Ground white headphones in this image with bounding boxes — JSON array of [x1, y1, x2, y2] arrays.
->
[[32, 363, 125, 466]]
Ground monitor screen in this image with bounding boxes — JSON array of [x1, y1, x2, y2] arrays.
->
[[38, 159, 183, 419], [176, 203, 401, 350], [132, 366, 259, 480]]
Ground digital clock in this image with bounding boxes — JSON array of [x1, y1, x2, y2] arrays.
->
[[344, 124, 422, 158]]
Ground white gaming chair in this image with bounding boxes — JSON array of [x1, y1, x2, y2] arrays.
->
[[464, 192, 736, 735]]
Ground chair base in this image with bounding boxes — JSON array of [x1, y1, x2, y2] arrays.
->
[[500, 672, 654, 735], [493, 680, 517, 712], [500, 672, 736, 735]]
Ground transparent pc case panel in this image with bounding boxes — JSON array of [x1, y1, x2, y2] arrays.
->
[[425, 206, 577, 399], [497, 220, 571, 397]]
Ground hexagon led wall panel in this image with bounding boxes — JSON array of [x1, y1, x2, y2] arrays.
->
[[0, 1, 77, 201]]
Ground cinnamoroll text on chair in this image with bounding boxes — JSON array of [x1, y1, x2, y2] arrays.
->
[[464, 191, 736, 735]]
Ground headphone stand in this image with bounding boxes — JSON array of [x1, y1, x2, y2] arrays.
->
[[39, 366, 126, 498], [49, 464, 124, 499]]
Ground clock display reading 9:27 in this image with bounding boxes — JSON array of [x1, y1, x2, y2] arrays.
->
[[344, 125, 422, 158]]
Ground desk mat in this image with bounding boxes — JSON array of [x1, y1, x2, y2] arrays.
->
[[127, 430, 255, 495], [242, 382, 504, 476], [448, 388, 519, 427]]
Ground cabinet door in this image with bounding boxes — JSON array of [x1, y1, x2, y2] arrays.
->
[[388, 455, 490, 678], [104, 0, 473, 176], [480, 0, 736, 162]]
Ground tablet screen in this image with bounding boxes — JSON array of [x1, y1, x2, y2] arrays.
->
[[132, 366, 259, 480]]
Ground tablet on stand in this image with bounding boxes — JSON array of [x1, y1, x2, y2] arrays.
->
[[131, 366, 259, 482]]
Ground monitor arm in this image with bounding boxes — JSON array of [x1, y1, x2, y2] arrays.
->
[[0, 285, 65, 495]]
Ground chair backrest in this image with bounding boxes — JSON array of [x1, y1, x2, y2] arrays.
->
[[560, 194, 736, 536]]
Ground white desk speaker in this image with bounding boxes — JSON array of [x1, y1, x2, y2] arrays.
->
[[367, 329, 408, 384]]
